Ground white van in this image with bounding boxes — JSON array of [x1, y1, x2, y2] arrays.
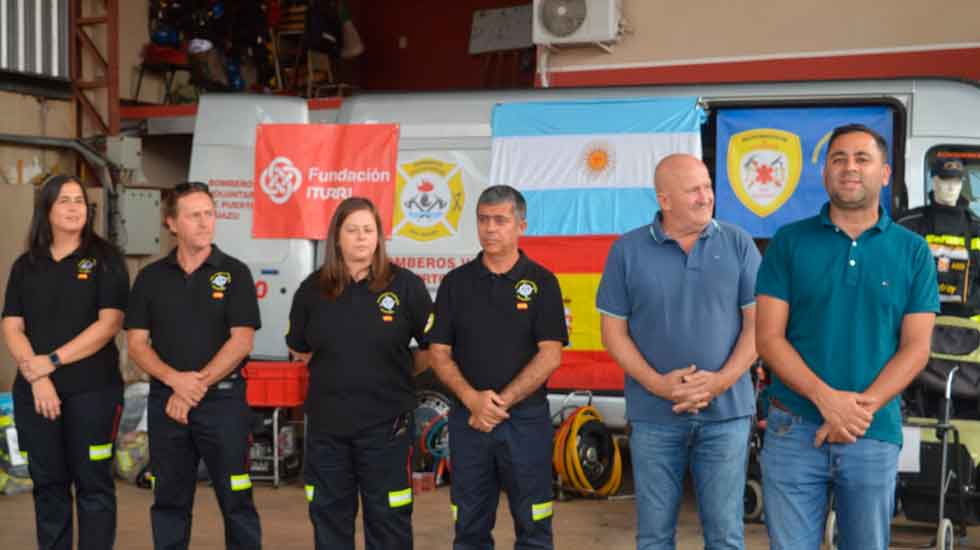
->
[[189, 78, 980, 429]]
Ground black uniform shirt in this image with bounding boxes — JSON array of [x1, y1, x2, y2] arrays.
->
[[125, 245, 260, 395], [2, 245, 128, 397], [898, 197, 980, 317], [286, 265, 432, 436], [426, 251, 568, 409]]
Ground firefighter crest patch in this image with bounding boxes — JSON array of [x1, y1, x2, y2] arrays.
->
[[77, 257, 97, 280], [726, 128, 802, 218], [210, 272, 231, 299], [392, 158, 465, 242], [515, 279, 538, 310], [378, 291, 400, 322]]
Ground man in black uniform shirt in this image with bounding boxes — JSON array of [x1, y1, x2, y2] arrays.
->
[[899, 158, 980, 318], [428, 185, 568, 550], [126, 182, 262, 550]]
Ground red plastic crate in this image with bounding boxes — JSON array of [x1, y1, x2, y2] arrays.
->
[[243, 361, 309, 407]]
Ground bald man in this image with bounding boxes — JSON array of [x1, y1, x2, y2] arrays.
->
[[597, 154, 761, 550]]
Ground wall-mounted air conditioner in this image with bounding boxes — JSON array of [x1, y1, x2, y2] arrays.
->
[[532, 0, 622, 47]]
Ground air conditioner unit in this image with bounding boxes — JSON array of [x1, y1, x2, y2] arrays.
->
[[532, 0, 622, 46]]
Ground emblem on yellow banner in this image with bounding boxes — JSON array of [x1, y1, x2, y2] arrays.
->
[[393, 158, 465, 242], [727, 129, 802, 217]]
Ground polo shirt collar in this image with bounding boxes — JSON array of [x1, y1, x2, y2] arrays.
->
[[35, 242, 87, 262], [818, 202, 891, 233], [164, 243, 226, 269], [475, 249, 529, 281], [649, 212, 721, 244]]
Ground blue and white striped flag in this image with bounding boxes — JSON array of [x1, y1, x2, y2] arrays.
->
[[490, 97, 704, 236]]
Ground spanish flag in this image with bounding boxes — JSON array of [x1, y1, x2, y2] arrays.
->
[[522, 236, 624, 391]]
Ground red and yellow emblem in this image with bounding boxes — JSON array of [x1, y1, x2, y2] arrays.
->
[[393, 158, 465, 242], [727, 128, 802, 218]]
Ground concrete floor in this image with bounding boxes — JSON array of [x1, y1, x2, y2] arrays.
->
[[1, 480, 976, 549]]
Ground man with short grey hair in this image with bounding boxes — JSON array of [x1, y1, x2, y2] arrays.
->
[[428, 185, 568, 549]]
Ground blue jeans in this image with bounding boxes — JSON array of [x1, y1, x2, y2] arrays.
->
[[761, 408, 900, 550], [630, 416, 751, 550]]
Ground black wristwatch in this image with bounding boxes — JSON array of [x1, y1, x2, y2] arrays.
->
[[48, 352, 62, 368]]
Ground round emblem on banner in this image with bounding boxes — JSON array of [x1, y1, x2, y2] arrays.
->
[[393, 158, 465, 242], [259, 156, 303, 205]]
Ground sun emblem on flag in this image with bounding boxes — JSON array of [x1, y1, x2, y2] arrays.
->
[[582, 142, 615, 178]]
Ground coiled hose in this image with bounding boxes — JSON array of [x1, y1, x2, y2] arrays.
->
[[553, 405, 622, 497]]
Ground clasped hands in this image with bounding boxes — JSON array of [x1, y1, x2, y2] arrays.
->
[[18, 355, 60, 421], [658, 365, 725, 415], [812, 388, 878, 447], [164, 371, 210, 425], [18, 354, 56, 383], [464, 390, 510, 433]]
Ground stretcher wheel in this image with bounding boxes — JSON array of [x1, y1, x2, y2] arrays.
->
[[823, 510, 838, 550], [743, 478, 763, 523], [937, 518, 955, 550]]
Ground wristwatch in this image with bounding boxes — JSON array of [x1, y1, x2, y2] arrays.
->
[[48, 352, 62, 368]]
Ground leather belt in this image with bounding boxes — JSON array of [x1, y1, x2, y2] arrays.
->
[[769, 397, 790, 413]]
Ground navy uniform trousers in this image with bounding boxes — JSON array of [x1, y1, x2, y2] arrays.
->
[[147, 379, 261, 550], [304, 412, 415, 550], [14, 385, 123, 550], [449, 402, 555, 550]]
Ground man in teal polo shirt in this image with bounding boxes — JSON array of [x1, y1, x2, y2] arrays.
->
[[756, 123, 939, 550]]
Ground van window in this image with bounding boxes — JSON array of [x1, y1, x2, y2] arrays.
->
[[925, 147, 980, 216]]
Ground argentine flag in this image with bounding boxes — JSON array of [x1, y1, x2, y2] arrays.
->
[[490, 97, 704, 236]]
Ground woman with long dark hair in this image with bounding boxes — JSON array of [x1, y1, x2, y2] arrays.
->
[[286, 197, 432, 550], [1, 175, 129, 550]]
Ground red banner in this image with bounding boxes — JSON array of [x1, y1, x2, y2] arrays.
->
[[253, 123, 399, 239]]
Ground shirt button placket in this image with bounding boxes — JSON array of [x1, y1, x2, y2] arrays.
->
[[845, 239, 859, 286]]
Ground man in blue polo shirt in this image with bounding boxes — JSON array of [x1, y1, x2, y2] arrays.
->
[[756, 124, 938, 550], [597, 153, 761, 550]]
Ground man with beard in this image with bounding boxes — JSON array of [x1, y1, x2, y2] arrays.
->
[[756, 124, 939, 549]]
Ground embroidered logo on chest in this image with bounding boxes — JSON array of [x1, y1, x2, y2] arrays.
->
[[210, 272, 232, 299], [77, 257, 97, 280], [378, 291, 400, 322], [515, 279, 538, 310]]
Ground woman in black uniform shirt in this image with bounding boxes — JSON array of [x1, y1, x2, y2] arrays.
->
[[1, 175, 129, 550], [287, 197, 432, 550]]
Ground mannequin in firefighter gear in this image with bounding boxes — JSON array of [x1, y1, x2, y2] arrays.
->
[[898, 158, 980, 318]]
